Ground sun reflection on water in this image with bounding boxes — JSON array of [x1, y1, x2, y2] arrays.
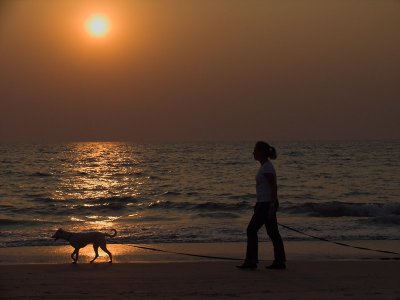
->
[[52, 142, 147, 231], [55, 143, 141, 199]]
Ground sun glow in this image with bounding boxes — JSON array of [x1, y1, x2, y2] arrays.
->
[[85, 14, 110, 38]]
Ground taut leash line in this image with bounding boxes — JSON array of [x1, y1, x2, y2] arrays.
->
[[129, 244, 243, 261], [278, 223, 400, 255]]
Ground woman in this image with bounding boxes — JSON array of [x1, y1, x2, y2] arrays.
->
[[237, 141, 286, 269]]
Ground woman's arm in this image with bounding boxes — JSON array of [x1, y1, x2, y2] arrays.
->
[[265, 173, 278, 211]]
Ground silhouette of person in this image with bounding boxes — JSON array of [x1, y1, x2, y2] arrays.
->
[[237, 141, 286, 269]]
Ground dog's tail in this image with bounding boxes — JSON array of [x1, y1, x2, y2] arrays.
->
[[105, 229, 117, 238]]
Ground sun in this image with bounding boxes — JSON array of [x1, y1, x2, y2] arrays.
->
[[85, 14, 110, 38]]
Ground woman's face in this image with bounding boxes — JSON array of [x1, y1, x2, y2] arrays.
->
[[253, 147, 263, 161]]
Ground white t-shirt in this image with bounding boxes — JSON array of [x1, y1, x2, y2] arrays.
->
[[255, 161, 276, 203]]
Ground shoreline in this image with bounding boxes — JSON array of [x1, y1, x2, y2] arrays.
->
[[1, 240, 399, 265]]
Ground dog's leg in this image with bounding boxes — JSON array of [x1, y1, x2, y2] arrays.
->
[[100, 245, 113, 263], [71, 249, 78, 263], [75, 249, 80, 263], [71, 248, 80, 263], [91, 245, 99, 263]]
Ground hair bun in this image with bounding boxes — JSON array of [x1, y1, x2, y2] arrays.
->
[[255, 141, 277, 160]]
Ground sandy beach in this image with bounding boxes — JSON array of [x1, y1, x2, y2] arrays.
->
[[1, 261, 399, 299], [1, 241, 399, 299]]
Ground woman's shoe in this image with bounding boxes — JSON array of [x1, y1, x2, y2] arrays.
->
[[265, 262, 286, 270], [236, 262, 257, 269]]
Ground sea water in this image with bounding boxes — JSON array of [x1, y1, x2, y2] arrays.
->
[[0, 141, 399, 247]]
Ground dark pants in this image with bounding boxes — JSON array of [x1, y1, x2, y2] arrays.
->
[[246, 202, 286, 264]]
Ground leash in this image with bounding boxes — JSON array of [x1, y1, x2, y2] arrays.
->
[[128, 244, 243, 261], [278, 223, 400, 256], [127, 224, 399, 260]]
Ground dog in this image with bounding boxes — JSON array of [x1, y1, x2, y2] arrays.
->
[[52, 228, 117, 263]]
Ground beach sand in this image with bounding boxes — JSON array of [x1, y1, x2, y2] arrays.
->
[[1, 261, 399, 299], [1, 241, 399, 299]]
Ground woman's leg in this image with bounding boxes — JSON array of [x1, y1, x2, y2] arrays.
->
[[266, 211, 286, 264], [245, 205, 266, 264]]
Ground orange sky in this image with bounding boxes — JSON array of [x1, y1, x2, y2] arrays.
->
[[0, 0, 399, 142]]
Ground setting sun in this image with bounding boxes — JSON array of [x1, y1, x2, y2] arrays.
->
[[85, 14, 110, 38]]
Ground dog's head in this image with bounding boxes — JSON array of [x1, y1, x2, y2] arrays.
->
[[51, 228, 64, 240]]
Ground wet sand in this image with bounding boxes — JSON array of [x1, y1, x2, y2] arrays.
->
[[1, 241, 399, 299], [1, 240, 399, 264]]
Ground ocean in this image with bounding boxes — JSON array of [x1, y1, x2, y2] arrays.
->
[[0, 141, 399, 247]]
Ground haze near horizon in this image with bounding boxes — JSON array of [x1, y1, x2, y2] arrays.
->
[[1, 0, 399, 142]]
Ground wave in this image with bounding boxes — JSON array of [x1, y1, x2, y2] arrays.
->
[[148, 200, 251, 212], [47, 199, 252, 214], [29, 196, 57, 203], [195, 212, 241, 219], [229, 193, 255, 200], [284, 151, 304, 157], [194, 201, 250, 211], [220, 161, 248, 165], [0, 218, 57, 226], [284, 201, 400, 218], [30, 172, 53, 177], [66, 201, 134, 213], [0, 204, 16, 211], [186, 192, 200, 196], [361, 216, 400, 226], [148, 200, 191, 210], [10, 198, 252, 216], [31, 195, 141, 204], [0, 238, 57, 248], [340, 191, 372, 197], [283, 193, 317, 200], [134, 215, 180, 222], [161, 191, 182, 196], [88, 196, 141, 205], [112, 171, 146, 177], [12, 196, 143, 216]]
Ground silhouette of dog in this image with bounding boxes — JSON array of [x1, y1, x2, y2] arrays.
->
[[52, 228, 117, 263]]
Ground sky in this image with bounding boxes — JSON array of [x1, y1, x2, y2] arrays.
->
[[0, 0, 399, 142]]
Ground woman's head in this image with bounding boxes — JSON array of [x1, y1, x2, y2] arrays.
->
[[253, 141, 277, 161]]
